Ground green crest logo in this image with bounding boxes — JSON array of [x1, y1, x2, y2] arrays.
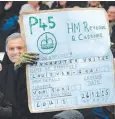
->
[[37, 32, 57, 54]]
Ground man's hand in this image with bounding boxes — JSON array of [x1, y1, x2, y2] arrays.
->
[[14, 52, 39, 69]]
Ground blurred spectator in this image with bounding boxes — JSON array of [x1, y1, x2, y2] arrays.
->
[[0, 1, 14, 31], [40, 1, 56, 10], [53, 1, 72, 9], [20, 1, 56, 11], [108, 6, 115, 22], [19, 3, 37, 14], [87, 1, 102, 8], [107, 6, 115, 34], [56, 1, 74, 8], [20, 1, 48, 13], [0, 1, 26, 52], [58, 1, 67, 8], [0, 1, 26, 30], [107, 6, 115, 57], [28, 1, 40, 11]]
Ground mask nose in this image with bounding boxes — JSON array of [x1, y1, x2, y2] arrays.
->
[[12, 48, 20, 57], [14, 47, 21, 54]]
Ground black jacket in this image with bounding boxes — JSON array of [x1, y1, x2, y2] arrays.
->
[[0, 53, 38, 119]]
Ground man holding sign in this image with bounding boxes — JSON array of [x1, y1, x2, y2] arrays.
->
[[0, 33, 39, 119]]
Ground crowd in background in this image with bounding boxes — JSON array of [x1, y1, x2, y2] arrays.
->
[[0, 1, 115, 52], [0, 1, 115, 119]]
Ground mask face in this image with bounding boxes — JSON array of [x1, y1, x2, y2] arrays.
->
[[6, 38, 25, 63]]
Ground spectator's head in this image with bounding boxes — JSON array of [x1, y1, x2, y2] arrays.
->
[[107, 6, 115, 22], [28, 1, 39, 9], [19, 1, 39, 12], [52, 110, 84, 119], [58, 1, 67, 8], [19, 4, 36, 14], [6, 33, 25, 63], [41, 1, 54, 9], [88, 1, 101, 8]]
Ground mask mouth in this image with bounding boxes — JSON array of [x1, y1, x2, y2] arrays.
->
[[10, 53, 20, 57], [10, 54, 20, 60]]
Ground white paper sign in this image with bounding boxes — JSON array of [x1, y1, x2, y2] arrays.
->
[[20, 8, 115, 113]]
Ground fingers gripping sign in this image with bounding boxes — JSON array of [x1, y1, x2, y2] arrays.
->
[[14, 52, 39, 69]]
